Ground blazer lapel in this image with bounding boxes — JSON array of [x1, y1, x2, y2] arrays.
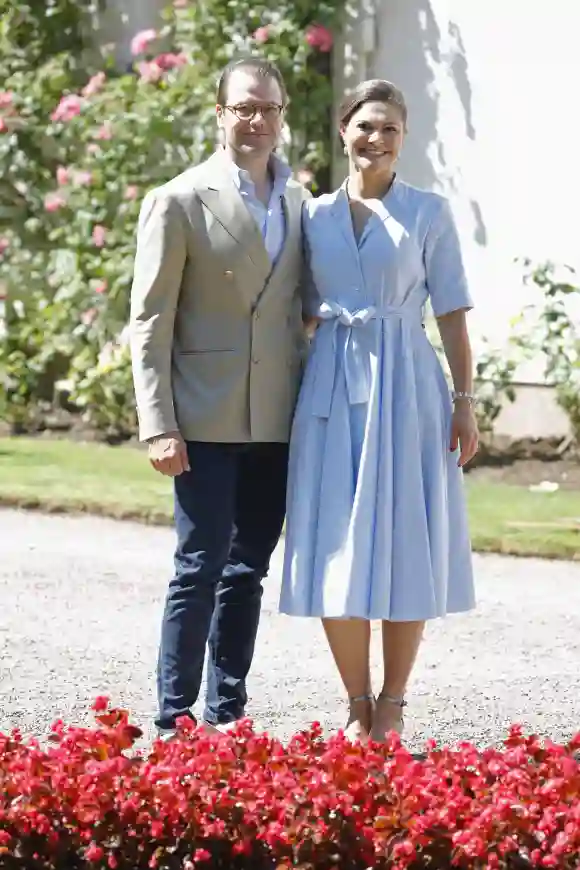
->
[[196, 151, 272, 279]]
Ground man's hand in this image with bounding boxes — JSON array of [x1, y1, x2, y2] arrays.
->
[[148, 431, 190, 477]]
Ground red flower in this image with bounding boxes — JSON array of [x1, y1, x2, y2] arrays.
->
[[0, 701, 578, 869], [85, 843, 104, 862], [91, 695, 110, 711], [305, 23, 333, 52], [155, 52, 188, 70]]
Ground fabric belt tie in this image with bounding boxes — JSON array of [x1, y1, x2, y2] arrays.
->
[[310, 299, 422, 418]]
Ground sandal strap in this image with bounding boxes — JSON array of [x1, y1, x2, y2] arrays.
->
[[377, 692, 407, 708], [349, 693, 374, 704]]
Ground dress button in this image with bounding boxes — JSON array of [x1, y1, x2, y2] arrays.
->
[[252, 357, 259, 364], [224, 270, 233, 278]]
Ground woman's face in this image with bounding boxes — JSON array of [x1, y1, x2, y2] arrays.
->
[[341, 100, 405, 173]]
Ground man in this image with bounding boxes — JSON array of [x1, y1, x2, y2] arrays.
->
[[129, 57, 316, 736]]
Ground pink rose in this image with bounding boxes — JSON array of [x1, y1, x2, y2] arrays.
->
[[56, 166, 70, 186], [137, 61, 163, 84], [305, 23, 333, 52], [173, 0, 188, 7], [74, 169, 93, 186], [44, 192, 67, 212], [86, 143, 100, 155], [95, 121, 113, 140], [0, 91, 13, 108], [0, 237, 8, 256], [130, 28, 157, 56], [0, 117, 7, 133], [253, 26, 271, 44], [82, 72, 106, 98], [81, 307, 98, 326], [124, 185, 139, 200], [92, 225, 107, 247], [155, 52, 188, 70], [51, 94, 83, 123], [94, 280, 108, 295]]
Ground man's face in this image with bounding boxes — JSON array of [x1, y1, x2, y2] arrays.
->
[[217, 69, 285, 157]]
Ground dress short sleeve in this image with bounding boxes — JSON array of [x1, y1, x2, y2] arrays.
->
[[424, 197, 474, 317]]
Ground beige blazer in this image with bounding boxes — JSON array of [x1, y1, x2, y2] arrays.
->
[[129, 151, 316, 443]]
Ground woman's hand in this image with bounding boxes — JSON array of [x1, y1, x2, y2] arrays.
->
[[304, 317, 320, 338], [450, 401, 479, 467]]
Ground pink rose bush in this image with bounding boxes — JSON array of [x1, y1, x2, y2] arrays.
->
[[1, 0, 344, 437]]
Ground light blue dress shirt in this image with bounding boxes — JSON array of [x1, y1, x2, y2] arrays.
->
[[229, 155, 291, 265]]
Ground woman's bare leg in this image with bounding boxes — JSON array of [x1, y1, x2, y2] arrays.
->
[[370, 620, 425, 741], [322, 618, 373, 740]]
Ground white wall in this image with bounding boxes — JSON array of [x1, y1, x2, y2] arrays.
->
[[338, 0, 580, 379]]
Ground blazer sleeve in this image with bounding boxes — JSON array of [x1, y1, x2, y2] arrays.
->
[[424, 197, 474, 317], [129, 190, 187, 441]]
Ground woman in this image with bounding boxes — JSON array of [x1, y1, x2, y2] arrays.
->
[[280, 79, 479, 743]]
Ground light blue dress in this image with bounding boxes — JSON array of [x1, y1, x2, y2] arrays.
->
[[279, 179, 476, 621]]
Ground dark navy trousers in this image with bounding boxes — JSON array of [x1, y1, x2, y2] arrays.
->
[[155, 441, 288, 730]]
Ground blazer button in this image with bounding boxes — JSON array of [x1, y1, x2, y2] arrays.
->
[[224, 270, 233, 278], [252, 357, 259, 364]]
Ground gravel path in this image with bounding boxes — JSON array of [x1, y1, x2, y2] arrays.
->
[[1, 508, 579, 752]]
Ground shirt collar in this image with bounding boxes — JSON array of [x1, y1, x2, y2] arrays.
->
[[222, 149, 291, 196]]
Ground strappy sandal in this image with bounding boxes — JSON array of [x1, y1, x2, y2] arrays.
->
[[344, 692, 374, 743], [370, 692, 407, 742]]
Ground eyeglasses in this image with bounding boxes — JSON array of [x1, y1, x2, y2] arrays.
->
[[222, 103, 285, 122]]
